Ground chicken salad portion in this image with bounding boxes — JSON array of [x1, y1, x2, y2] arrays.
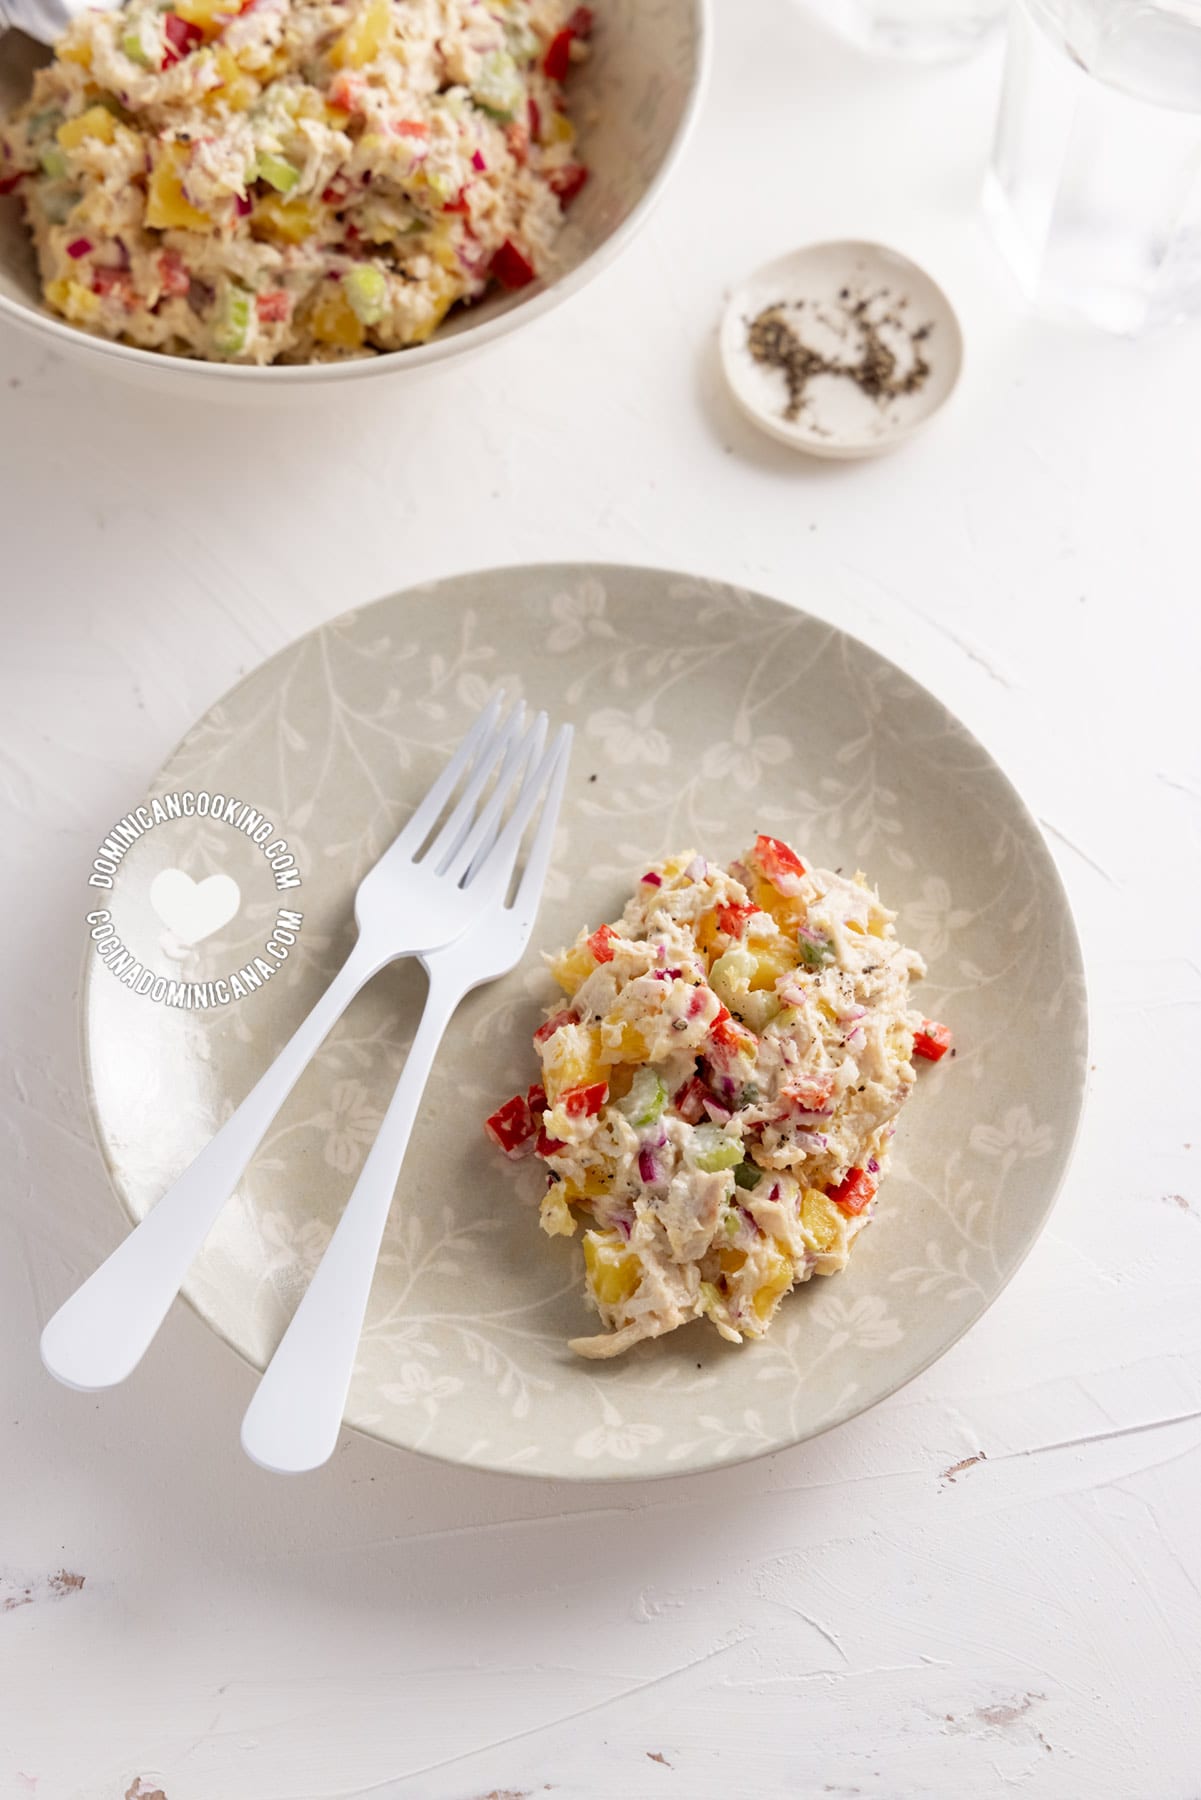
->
[[0, 0, 593, 362], [487, 837, 953, 1359]]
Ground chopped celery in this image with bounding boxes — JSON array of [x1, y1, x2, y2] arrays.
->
[[733, 1162, 762, 1190], [689, 1122, 743, 1174], [797, 931, 834, 970], [38, 144, 69, 180], [41, 187, 80, 224], [213, 284, 252, 356], [471, 49, 524, 121], [344, 263, 387, 325], [617, 1067, 666, 1129], [122, 25, 154, 64], [710, 945, 755, 1008], [256, 153, 300, 193]]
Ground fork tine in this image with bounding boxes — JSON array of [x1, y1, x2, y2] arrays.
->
[[393, 690, 506, 856], [462, 710, 547, 883], [456, 723, 572, 895], [422, 700, 526, 872], [508, 726, 571, 917], [442, 711, 548, 886]]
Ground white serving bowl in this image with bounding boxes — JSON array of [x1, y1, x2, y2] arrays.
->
[[0, 0, 708, 392]]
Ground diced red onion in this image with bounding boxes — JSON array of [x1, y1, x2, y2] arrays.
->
[[867, 1156, 880, 1174], [641, 871, 662, 887], [471, 149, 486, 171], [703, 1099, 731, 1125], [66, 237, 92, 260], [684, 855, 707, 881], [638, 1147, 659, 1183], [798, 924, 825, 947], [234, 193, 252, 216]]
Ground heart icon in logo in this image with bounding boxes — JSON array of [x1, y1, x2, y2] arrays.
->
[[149, 868, 241, 947]]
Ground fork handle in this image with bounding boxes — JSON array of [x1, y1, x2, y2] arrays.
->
[[240, 964, 464, 1474], [40, 934, 390, 1392]]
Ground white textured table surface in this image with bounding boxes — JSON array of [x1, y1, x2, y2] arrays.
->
[[3, 4, 1200, 1796]]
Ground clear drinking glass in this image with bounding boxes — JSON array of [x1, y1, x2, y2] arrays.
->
[[802, 0, 1006, 63], [985, 0, 1201, 333]]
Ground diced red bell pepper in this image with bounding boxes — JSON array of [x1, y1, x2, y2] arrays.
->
[[527, 1083, 548, 1115], [484, 1092, 535, 1158], [92, 266, 136, 307], [542, 26, 573, 79], [828, 1167, 878, 1214], [534, 1008, 576, 1046], [162, 13, 204, 63], [442, 188, 470, 215], [562, 1082, 608, 1118], [256, 288, 290, 322], [783, 1075, 834, 1113], [393, 117, 429, 136], [0, 171, 26, 197], [157, 250, 190, 296], [586, 923, 617, 964], [328, 73, 365, 113], [505, 119, 529, 165], [490, 238, 536, 290], [710, 1011, 756, 1055], [537, 1128, 567, 1156], [547, 162, 588, 207], [716, 901, 759, 939], [568, 5, 594, 36], [527, 96, 541, 141], [755, 834, 806, 889], [914, 1019, 953, 1061], [673, 1075, 708, 1124]]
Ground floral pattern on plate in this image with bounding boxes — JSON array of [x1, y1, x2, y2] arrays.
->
[[82, 565, 1087, 1479]]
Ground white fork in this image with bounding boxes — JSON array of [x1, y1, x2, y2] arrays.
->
[[41, 692, 532, 1393], [240, 721, 572, 1474]]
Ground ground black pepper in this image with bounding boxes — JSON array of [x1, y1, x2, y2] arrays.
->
[[747, 287, 932, 423]]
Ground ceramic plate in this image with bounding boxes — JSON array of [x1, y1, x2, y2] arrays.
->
[[81, 566, 1086, 1479]]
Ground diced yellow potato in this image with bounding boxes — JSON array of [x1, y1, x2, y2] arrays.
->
[[324, 104, 351, 129], [752, 877, 804, 931], [606, 1064, 636, 1102], [800, 1187, 844, 1254], [145, 144, 212, 231], [583, 1231, 641, 1309], [752, 1243, 794, 1321], [407, 268, 457, 344], [546, 111, 575, 145], [601, 1018, 648, 1064], [330, 0, 391, 69], [561, 1170, 612, 1201], [202, 47, 259, 111], [57, 105, 117, 149], [57, 34, 92, 65], [549, 939, 596, 996], [251, 194, 316, 244], [174, 0, 232, 31], [308, 284, 366, 349], [719, 1246, 747, 1277], [541, 1022, 605, 1101], [748, 941, 795, 992], [696, 909, 723, 962], [46, 277, 100, 323], [539, 1189, 577, 1237]]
